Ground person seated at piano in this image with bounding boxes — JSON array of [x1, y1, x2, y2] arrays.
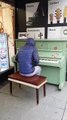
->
[[15, 38, 41, 76]]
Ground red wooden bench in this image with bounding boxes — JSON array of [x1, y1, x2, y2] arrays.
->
[[8, 72, 47, 104]]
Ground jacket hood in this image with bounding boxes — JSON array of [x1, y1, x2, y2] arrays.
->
[[26, 38, 35, 46]]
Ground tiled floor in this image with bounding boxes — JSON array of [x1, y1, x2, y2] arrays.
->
[[0, 82, 67, 120]]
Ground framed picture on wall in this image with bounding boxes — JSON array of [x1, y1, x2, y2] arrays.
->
[[26, 2, 45, 27]]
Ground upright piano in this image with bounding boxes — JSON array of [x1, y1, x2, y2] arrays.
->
[[14, 39, 66, 90], [38, 50, 66, 90]]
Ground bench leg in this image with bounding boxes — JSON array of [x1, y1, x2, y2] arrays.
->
[[19, 84, 21, 88], [43, 84, 46, 96], [36, 89, 39, 104], [10, 81, 12, 94]]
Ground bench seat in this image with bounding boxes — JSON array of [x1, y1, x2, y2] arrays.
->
[[8, 72, 47, 104]]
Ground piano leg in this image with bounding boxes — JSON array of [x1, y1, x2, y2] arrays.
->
[[58, 82, 65, 90]]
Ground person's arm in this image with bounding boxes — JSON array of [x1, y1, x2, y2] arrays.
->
[[32, 48, 39, 66]]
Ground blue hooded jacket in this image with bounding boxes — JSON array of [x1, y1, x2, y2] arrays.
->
[[16, 38, 39, 74]]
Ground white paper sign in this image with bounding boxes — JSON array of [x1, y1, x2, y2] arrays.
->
[[26, 27, 45, 39], [48, 26, 67, 39]]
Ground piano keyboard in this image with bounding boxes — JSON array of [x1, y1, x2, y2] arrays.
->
[[39, 58, 60, 64]]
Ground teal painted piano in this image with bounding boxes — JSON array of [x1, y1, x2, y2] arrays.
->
[[39, 50, 66, 90], [14, 39, 66, 90]]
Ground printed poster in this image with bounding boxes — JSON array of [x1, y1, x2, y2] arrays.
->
[[48, 0, 67, 24], [26, 27, 45, 39], [26, 2, 45, 27], [0, 34, 9, 71], [48, 26, 67, 39]]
